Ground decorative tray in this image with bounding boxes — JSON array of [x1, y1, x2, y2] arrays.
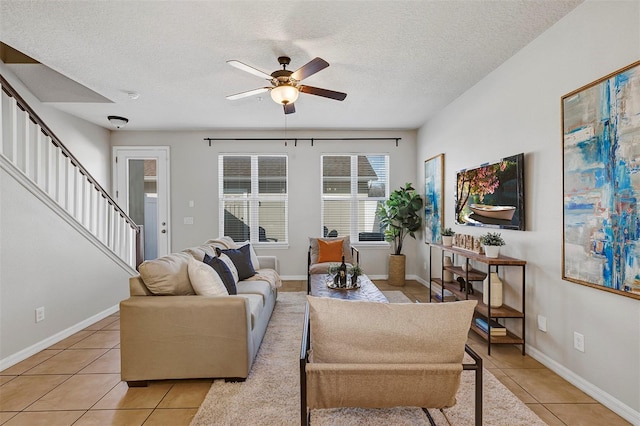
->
[[326, 277, 361, 291]]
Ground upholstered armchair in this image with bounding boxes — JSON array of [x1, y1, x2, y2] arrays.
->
[[299, 297, 482, 425], [307, 236, 359, 293]]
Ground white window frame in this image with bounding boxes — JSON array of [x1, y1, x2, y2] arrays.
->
[[218, 154, 288, 246], [321, 154, 389, 244]]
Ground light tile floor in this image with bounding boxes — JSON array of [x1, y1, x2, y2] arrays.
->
[[0, 280, 631, 425]]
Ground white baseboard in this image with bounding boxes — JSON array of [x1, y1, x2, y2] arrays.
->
[[526, 345, 640, 425], [0, 305, 120, 371]]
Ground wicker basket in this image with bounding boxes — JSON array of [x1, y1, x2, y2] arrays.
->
[[388, 254, 406, 287]]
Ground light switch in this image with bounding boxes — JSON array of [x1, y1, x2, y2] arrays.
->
[[184, 217, 194, 225], [188, 200, 195, 207]]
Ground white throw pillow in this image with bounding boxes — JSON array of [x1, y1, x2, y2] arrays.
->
[[187, 258, 229, 296], [218, 253, 239, 284], [239, 241, 260, 270]]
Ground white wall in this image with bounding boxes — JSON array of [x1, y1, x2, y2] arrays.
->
[[416, 0, 640, 420], [111, 130, 418, 278], [0, 169, 132, 362]]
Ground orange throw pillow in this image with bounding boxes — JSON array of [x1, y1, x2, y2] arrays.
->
[[317, 239, 344, 263]]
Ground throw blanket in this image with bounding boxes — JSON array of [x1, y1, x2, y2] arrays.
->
[[245, 268, 282, 291]]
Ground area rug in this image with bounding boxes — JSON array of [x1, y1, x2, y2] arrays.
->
[[382, 290, 415, 303], [191, 292, 546, 425]]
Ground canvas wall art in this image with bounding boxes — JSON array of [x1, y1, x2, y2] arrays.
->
[[562, 60, 640, 299], [455, 153, 525, 230], [424, 154, 444, 244]]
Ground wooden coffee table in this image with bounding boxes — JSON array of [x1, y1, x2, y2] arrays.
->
[[309, 274, 388, 303]]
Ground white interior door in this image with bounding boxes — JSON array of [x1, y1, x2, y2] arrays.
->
[[113, 146, 170, 259]]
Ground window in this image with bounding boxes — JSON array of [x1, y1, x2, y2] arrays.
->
[[219, 155, 287, 244], [321, 154, 389, 243]]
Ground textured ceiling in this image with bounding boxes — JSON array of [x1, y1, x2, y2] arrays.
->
[[0, 0, 583, 131]]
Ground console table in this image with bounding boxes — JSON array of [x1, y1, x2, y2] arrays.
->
[[429, 243, 526, 355]]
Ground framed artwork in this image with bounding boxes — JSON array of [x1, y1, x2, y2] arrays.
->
[[424, 154, 444, 244], [562, 60, 640, 300], [455, 153, 525, 230]]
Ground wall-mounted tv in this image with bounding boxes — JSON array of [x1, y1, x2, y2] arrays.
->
[[455, 153, 525, 231]]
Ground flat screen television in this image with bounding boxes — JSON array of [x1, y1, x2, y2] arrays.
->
[[455, 153, 525, 231]]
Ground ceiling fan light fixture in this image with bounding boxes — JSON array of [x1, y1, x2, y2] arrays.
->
[[107, 115, 129, 129], [270, 85, 299, 105]]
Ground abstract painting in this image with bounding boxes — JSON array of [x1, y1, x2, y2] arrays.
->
[[424, 154, 444, 244], [562, 61, 640, 299]]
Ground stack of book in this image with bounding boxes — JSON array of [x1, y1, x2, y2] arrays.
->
[[474, 317, 507, 336], [435, 289, 456, 302]]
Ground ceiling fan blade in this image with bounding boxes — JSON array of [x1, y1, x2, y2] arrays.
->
[[291, 57, 329, 81], [299, 85, 347, 101], [226, 87, 270, 100], [283, 103, 296, 114], [227, 60, 272, 80]]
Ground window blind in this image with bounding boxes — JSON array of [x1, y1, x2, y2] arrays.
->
[[321, 154, 389, 242], [219, 154, 288, 244]]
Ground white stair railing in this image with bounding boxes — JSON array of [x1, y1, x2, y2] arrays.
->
[[0, 75, 141, 269]]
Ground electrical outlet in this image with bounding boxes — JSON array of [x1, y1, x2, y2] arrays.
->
[[35, 307, 45, 323], [423, 261, 427, 270], [573, 331, 585, 352], [537, 315, 547, 332]]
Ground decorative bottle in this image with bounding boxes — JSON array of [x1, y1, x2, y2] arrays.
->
[[338, 256, 347, 287]]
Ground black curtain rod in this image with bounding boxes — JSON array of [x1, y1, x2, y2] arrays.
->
[[204, 137, 402, 147]]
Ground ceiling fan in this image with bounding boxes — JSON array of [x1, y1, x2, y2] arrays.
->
[[225, 56, 347, 114]]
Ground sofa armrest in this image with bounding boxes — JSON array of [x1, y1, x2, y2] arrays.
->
[[257, 255, 278, 273], [120, 295, 253, 381]]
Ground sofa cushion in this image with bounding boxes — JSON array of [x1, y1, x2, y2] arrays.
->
[[307, 296, 476, 364], [138, 252, 195, 295], [238, 294, 264, 329], [236, 280, 272, 303], [204, 254, 237, 295], [214, 249, 240, 284], [187, 258, 229, 297], [182, 244, 216, 260], [217, 245, 256, 281], [309, 236, 352, 264]]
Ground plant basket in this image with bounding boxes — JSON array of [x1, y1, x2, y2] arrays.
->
[[388, 254, 406, 287]]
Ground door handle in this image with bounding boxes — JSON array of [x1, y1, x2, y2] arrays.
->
[[161, 229, 167, 234]]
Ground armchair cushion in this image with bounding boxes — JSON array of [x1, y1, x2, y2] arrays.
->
[[307, 296, 476, 364], [309, 236, 352, 264], [306, 363, 463, 409]]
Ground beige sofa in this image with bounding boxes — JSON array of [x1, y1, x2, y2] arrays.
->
[[120, 237, 280, 386]]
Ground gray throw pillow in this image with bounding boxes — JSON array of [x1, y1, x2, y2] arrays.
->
[[203, 253, 237, 295], [216, 245, 256, 281]]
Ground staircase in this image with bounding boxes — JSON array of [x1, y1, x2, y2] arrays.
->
[[0, 75, 140, 270]]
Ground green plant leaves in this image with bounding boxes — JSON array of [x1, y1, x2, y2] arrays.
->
[[377, 182, 424, 255]]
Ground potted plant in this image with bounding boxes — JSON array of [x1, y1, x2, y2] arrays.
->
[[327, 263, 340, 278], [348, 263, 363, 285], [376, 183, 424, 286], [479, 232, 505, 258], [441, 227, 455, 247]]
